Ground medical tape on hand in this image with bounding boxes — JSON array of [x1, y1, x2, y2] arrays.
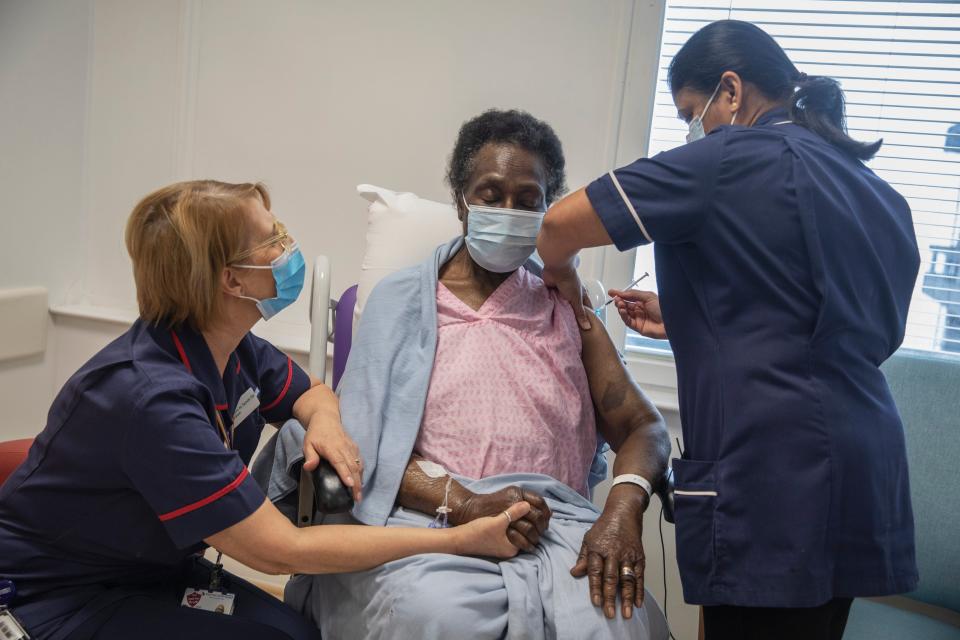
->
[[416, 460, 448, 478]]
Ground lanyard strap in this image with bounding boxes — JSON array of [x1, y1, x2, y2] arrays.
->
[[213, 410, 232, 450]]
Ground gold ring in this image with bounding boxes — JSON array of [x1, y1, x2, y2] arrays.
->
[[620, 566, 636, 579], [354, 458, 361, 466], [503, 510, 512, 524]]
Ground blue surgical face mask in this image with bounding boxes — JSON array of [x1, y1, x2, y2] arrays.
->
[[462, 194, 545, 273], [232, 242, 306, 320], [686, 81, 724, 144]]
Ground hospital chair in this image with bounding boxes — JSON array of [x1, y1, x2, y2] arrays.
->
[[275, 256, 357, 524], [842, 351, 960, 639]]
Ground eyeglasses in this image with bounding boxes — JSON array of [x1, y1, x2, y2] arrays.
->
[[233, 219, 291, 262]]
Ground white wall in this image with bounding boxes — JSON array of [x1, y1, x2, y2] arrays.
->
[[0, 0, 93, 436], [0, 1, 699, 637], [74, 0, 664, 350]]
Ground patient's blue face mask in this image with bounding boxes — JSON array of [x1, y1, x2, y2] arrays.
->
[[232, 242, 306, 321], [462, 194, 545, 273]]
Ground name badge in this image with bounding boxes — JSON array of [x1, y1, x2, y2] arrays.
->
[[180, 588, 236, 615], [0, 609, 30, 639], [232, 387, 260, 426]]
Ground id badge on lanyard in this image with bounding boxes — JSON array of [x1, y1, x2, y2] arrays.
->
[[180, 588, 236, 615], [180, 417, 236, 615], [0, 579, 30, 639], [180, 389, 257, 616], [0, 610, 30, 640]]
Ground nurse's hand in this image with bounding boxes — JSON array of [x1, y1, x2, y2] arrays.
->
[[452, 486, 552, 553], [454, 501, 533, 559], [570, 491, 646, 619], [303, 413, 363, 503], [607, 289, 667, 340], [543, 264, 592, 331]]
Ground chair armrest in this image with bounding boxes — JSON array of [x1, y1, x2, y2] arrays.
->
[[290, 458, 354, 526]]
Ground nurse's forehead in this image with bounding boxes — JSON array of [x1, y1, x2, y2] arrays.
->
[[245, 197, 276, 235]]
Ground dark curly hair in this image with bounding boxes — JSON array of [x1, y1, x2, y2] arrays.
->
[[446, 109, 567, 205]]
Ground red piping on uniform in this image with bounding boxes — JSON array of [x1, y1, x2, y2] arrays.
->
[[215, 403, 228, 411], [260, 356, 293, 412], [170, 331, 192, 374], [235, 357, 241, 374], [158, 467, 249, 522]]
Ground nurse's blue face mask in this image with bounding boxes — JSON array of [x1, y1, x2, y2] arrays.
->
[[231, 221, 306, 321], [685, 81, 736, 143], [462, 193, 545, 273]]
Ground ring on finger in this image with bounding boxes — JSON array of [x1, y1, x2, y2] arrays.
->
[[620, 566, 637, 580]]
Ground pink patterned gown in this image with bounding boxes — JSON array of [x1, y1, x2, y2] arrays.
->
[[414, 266, 597, 497]]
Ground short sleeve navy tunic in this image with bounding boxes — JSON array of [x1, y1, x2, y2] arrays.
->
[[0, 319, 310, 637], [586, 108, 920, 607]]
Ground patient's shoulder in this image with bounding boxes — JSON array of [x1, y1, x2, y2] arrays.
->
[[517, 265, 546, 290], [518, 267, 562, 307], [516, 268, 582, 339]]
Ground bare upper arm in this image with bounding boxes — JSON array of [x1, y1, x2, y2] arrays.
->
[[578, 314, 662, 450]]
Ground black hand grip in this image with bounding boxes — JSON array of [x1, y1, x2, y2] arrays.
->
[[289, 459, 354, 515], [312, 458, 354, 514], [656, 467, 675, 524]]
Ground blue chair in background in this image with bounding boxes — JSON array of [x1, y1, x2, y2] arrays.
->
[[844, 350, 960, 638]]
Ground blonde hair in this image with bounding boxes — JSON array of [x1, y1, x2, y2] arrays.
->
[[125, 180, 271, 330]]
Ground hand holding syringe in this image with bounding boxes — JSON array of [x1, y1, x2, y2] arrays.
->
[[601, 272, 668, 339], [595, 272, 650, 311]]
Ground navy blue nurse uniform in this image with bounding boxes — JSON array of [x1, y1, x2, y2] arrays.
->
[[0, 319, 317, 639], [585, 107, 920, 607]]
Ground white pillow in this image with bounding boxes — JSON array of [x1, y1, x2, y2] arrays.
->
[[354, 184, 462, 328]]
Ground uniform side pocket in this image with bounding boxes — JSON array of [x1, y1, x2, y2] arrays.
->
[[672, 457, 719, 582]]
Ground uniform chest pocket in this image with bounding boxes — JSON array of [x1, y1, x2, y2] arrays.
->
[[672, 458, 719, 582]]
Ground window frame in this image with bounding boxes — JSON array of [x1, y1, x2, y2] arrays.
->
[[592, 0, 680, 405]]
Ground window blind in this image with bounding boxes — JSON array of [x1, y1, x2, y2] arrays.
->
[[628, 0, 960, 355]]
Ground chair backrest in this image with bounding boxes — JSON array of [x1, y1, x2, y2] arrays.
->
[[0, 438, 33, 488], [332, 285, 358, 390], [881, 350, 960, 612]]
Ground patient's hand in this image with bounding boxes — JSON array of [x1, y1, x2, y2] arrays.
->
[[451, 486, 552, 553], [571, 485, 647, 620]]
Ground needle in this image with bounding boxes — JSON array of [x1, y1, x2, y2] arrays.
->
[[595, 272, 650, 311]]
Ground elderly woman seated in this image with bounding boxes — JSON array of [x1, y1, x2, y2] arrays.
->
[[285, 110, 671, 639]]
